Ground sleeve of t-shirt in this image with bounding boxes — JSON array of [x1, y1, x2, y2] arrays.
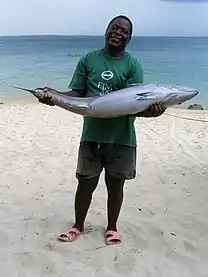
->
[[126, 58, 144, 86], [68, 55, 87, 91]]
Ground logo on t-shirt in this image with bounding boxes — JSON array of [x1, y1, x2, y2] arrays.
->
[[101, 71, 114, 81]]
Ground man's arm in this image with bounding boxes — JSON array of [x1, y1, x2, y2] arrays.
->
[[126, 59, 148, 117], [126, 59, 166, 117], [58, 89, 85, 97], [66, 55, 87, 97], [57, 56, 87, 97], [126, 58, 144, 88], [42, 56, 87, 102]]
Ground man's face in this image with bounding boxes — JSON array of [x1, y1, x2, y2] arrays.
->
[[105, 18, 131, 49]]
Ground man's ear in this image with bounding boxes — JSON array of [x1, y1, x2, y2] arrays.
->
[[127, 36, 131, 44]]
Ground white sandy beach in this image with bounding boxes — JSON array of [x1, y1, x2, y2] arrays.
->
[[0, 102, 208, 277]]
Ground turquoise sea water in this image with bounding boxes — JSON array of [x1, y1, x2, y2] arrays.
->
[[0, 35, 207, 107]]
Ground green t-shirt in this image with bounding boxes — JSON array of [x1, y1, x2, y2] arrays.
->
[[68, 49, 143, 147]]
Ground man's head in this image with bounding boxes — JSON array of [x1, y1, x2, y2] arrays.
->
[[105, 15, 133, 50]]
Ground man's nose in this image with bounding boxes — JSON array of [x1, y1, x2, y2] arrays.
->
[[114, 28, 122, 35]]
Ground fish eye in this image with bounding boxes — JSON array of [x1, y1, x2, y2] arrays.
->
[[171, 88, 178, 92]]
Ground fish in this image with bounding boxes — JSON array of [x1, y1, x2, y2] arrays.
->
[[11, 83, 199, 118]]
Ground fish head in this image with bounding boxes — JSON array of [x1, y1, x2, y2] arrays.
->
[[138, 84, 199, 106], [157, 84, 199, 105], [129, 83, 199, 107]]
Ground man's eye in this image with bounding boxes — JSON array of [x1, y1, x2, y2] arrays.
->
[[122, 29, 128, 35]]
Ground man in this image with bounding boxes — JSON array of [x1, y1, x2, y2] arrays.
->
[[40, 15, 166, 245]]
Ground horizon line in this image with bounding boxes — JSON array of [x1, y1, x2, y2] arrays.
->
[[1, 34, 208, 38]]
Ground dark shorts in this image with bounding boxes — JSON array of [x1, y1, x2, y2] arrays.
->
[[76, 141, 136, 180]]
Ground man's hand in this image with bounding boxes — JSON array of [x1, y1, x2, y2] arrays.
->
[[142, 103, 166, 117], [38, 87, 56, 106], [135, 103, 166, 118]]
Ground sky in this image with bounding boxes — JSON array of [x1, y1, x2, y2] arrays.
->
[[1, 0, 208, 37]]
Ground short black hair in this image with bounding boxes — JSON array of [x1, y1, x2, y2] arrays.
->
[[106, 15, 133, 38]]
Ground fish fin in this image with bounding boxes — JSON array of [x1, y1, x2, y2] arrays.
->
[[126, 83, 143, 88], [136, 92, 156, 100]]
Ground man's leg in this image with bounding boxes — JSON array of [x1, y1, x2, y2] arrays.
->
[[73, 176, 99, 232], [105, 173, 125, 231], [58, 142, 102, 242], [104, 144, 136, 244]]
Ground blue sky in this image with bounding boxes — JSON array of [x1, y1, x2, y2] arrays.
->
[[1, 0, 208, 36]]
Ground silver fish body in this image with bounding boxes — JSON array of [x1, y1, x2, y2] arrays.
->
[[12, 83, 199, 118]]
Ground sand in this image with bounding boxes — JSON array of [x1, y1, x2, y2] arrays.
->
[[0, 103, 208, 277]]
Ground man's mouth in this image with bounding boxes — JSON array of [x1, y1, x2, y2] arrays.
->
[[110, 34, 122, 43]]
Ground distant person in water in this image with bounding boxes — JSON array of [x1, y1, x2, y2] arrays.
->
[[39, 15, 166, 245]]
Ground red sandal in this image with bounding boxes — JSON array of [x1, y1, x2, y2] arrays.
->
[[105, 230, 121, 245], [57, 227, 83, 242]]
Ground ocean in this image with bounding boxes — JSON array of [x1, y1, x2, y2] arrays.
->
[[0, 35, 207, 108]]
